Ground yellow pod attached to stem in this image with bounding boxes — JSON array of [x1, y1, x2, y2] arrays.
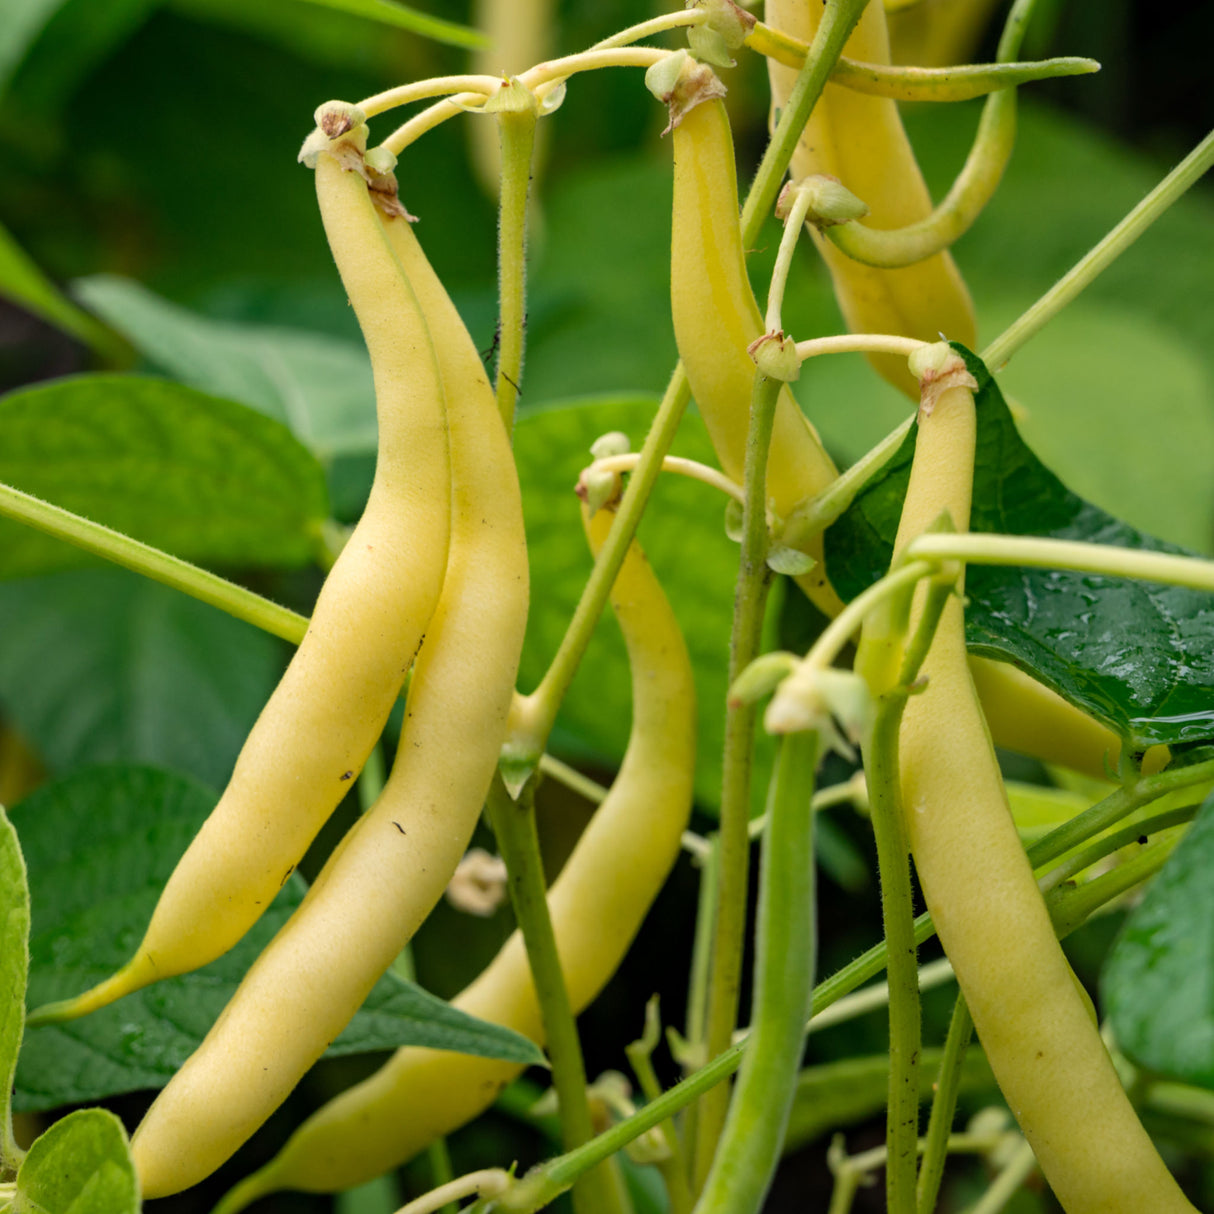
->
[[130, 157, 528, 1199], [765, 0, 976, 396], [210, 479, 696, 1212]]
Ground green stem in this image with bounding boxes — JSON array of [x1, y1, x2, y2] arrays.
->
[[738, 0, 869, 249], [983, 128, 1214, 370], [907, 532, 1214, 594], [425, 1139, 458, 1214], [695, 731, 820, 1214], [693, 372, 782, 1190], [495, 105, 538, 433], [916, 994, 974, 1214], [508, 364, 691, 769], [684, 835, 721, 1067], [965, 1139, 1036, 1214], [746, 22, 1098, 104], [824, 0, 1034, 269], [0, 481, 308, 644], [483, 778, 615, 1214], [765, 187, 816, 334]]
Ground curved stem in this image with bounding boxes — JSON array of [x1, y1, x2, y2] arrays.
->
[[765, 188, 816, 334], [793, 333, 925, 363], [519, 48, 667, 91], [590, 454, 743, 505], [358, 75, 500, 120], [0, 480, 308, 644], [396, 1169, 510, 1214], [823, 0, 1036, 269], [906, 533, 1214, 593], [591, 10, 706, 49], [693, 372, 782, 1190], [983, 128, 1214, 369]]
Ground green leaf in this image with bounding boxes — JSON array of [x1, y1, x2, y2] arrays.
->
[[0, 223, 121, 357], [73, 276, 378, 459], [0, 0, 67, 94], [14, 1109, 137, 1214], [284, 0, 485, 48], [0, 568, 287, 787], [514, 395, 776, 816], [0, 805, 30, 1172], [13, 766, 542, 1112], [0, 374, 330, 578], [1102, 792, 1214, 1089], [824, 346, 1214, 750]]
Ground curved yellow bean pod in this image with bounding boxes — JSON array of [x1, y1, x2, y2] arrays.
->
[[887, 351, 1194, 1213], [765, 0, 976, 396], [129, 156, 528, 1198], [211, 480, 695, 1211], [27, 141, 453, 1029]]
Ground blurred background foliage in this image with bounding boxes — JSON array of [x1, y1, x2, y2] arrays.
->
[[0, 1, 1212, 1211]]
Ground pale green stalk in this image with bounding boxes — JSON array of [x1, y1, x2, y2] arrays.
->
[[765, 188, 816, 334], [965, 1140, 1037, 1214], [0, 481, 308, 644], [916, 995, 974, 1214], [983, 128, 1214, 369]]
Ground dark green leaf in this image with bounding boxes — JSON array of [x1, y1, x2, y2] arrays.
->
[[514, 395, 775, 816], [13, 766, 542, 1111], [824, 346, 1214, 749], [0, 568, 287, 787], [0, 374, 330, 577], [74, 276, 378, 459], [0, 805, 30, 1171], [14, 1108, 137, 1214], [1102, 792, 1214, 1089]]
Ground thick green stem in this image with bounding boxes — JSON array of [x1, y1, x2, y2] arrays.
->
[[983, 129, 1214, 370], [738, 0, 869, 248], [495, 105, 538, 433], [483, 778, 616, 1214], [693, 372, 782, 1190], [916, 994, 974, 1214], [695, 731, 819, 1214], [0, 481, 308, 643]]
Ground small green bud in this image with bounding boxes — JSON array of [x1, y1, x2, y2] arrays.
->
[[778, 175, 870, 227], [482, 77, 540, 116], [748, 331, 800, 382], [579, 465, 622, 516], [589, 430, 630, 460], [723, 497, 744, 542], [363, 146, 397, 176], [728, 651, 800, 708], [766, 544, 815, 576]]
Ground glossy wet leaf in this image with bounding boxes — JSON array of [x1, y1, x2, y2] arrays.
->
[[74, 276, 378, 459], [825, 346, 1214, 749], [0, 805, 30, 1171], [514, 395, 775, 816], [14, 1108, 137, 1214], [0, 568, 286, 787], [0, 373, 329, 577], [13, 765, 542, 1111], [1101, 791, 1214, 1090]]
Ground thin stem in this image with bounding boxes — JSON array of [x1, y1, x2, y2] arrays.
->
[[793, 333, 925, 363], [519, 48, 667, 91], [0, 481, 308, 644], [745, 771, 870, 840], [916, 995, 974, 1214], [357, 76, 500, 120], [965, 1140, 1037, 1214], [983, 128, 1214, 369], [537, 754, 608, 804], [738, 0, 870, 249], [483, 778, 613, 1214], [765, 188, 816, 333], [591, 10, 706, 50], [906, 532, 1214, 594], [684, 834, 721, 1071], [823, 0, 1035, 269], [396, 1169, 510, 1214], [782, 417, 914, 548], [802, 957, 954, 1036], [746, 22, 1098, 103], [693, 373, 782, 1190], [424, 1141, 458, 1214], [695, 731, 820, 1214], [495, 105, 538, 433], [508, 364, 691, 769], [590, 454, 743, 505]]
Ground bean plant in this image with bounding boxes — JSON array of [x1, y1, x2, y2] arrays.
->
[[0, 2, 1212, 1213]]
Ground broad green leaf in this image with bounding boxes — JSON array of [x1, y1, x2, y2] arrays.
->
[[0, 0, 67, 94], [285, 0, 484, 47], [0, 374, 330, 578], [13, 766, 542, 1111], [14, 1108, 136, 1214], [73, 276, 378, 459], [514, 395, 776, 815], [0, 568, 286, 787], [0, 805, 30, 1172], [1102, 792, 1214, 1089], [824, 346, 1214, 750], [0, 222, 120, 356]]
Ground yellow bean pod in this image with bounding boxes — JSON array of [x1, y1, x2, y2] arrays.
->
[[129, 157, 529, 1199], [210, 479, 695, 1210], [765, 0, 976, 396], [886, 348, 1195, 1213], [28, 141, 453, 1029], [668, 90, 840, 615]]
